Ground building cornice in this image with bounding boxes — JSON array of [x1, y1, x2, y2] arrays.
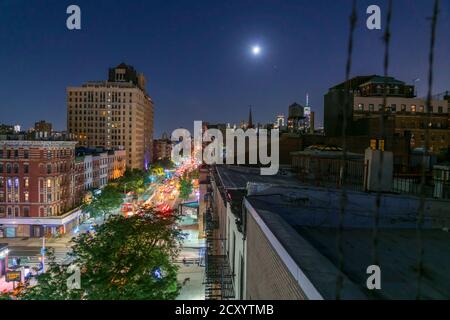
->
[[0, 140, 77, 148]]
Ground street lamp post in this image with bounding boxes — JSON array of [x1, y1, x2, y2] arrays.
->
[[41, 228, 46, 273]]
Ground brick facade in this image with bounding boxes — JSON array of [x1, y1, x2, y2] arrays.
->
[[245, 209, 306, 300]]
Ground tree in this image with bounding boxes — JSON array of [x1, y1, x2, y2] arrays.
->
[[178, 174, 193, 201], [116, 169, 146, 195], [12, 250, 83, 300], [155, 158, 175, 170], [150, 165, 164, 177], [16, 208, 182, 300], [189, 168, 200, 180], [82, 185, 123, 220]]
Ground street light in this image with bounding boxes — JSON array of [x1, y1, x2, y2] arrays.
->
[[41, 227, 46, 273]]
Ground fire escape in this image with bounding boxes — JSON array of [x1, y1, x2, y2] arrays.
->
[[203, 175, 235, 300]]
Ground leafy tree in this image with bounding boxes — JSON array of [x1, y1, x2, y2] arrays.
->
[[178, 174, 193, 200], [12, 250, 83, 300], [155, 158, 175, 170], [16, 208, 182, 300], [116, 169, 145, 195], [150, 165, 164, 177], [189, 168, 200, 180], [82, 185, 123, 220]]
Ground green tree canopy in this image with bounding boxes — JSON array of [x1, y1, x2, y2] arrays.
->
[[16, 208, 182, 300], [116, 169, 146, 195], [178, 174, 193, 201], [82, 185, 123, 219]]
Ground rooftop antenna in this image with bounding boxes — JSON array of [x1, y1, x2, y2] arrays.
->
[[306, 93, 309, 107]]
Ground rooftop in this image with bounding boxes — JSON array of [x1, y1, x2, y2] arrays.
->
[[245, 185, 450, 299], [215, 165, 298, 190], [291, 145, 364, 160]]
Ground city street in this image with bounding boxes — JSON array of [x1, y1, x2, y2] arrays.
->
[[1, 163, 205, 299]]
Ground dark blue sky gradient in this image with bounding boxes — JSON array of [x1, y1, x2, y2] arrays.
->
[[0, 0, 449, 137]]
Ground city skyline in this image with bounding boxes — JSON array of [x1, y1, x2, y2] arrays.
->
[[1, 0, 450, 304], [1, 0, 450, 137]]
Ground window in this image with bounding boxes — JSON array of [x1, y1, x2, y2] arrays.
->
[[14, 150, 18, 158], [411, 105, 416, 112], [47, 179, 52, 188], [23, 207, 30, 217], [376, 85, 382, 94], [47, 164, 52, 174], [438, 106, 443, 113], [24, 178, 29, 188], [6, 163, 11, 174], [358, 103, 364, 111], [13, 163, 19, 174], [391, 104, 397, 112], [0, 163, 2, 173], [369, 104, 374, 112], [24, 163, 29, 174], [401, 104, 407, 112], [428, 105, 434, 113], [24, 192, 29, 202]]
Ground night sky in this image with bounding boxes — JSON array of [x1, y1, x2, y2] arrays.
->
[[0, 0, 449, 137]]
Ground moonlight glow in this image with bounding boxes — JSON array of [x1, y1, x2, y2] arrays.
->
[[252, 46, 261, 55]]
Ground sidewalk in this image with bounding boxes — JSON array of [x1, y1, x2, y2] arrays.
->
[[0, 276, 14, 293], [1, 234, 74, 248]]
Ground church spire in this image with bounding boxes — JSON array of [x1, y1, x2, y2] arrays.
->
[[248, 105, 254, 129]]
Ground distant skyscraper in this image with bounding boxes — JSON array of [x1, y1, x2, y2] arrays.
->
[[303, 93, 312, 131], [67, 63, 154, 170]]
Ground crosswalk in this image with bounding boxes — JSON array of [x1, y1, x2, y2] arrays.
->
[[8, 247, 70, 268]]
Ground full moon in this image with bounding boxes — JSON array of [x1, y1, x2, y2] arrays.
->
[[252, 46, 261, 55]]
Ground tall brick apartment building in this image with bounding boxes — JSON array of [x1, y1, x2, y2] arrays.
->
[[0, 140, 79, 237]]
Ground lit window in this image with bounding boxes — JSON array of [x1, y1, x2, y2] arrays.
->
[[47, 179, 52, 188], [411, 105, 416, 112]]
